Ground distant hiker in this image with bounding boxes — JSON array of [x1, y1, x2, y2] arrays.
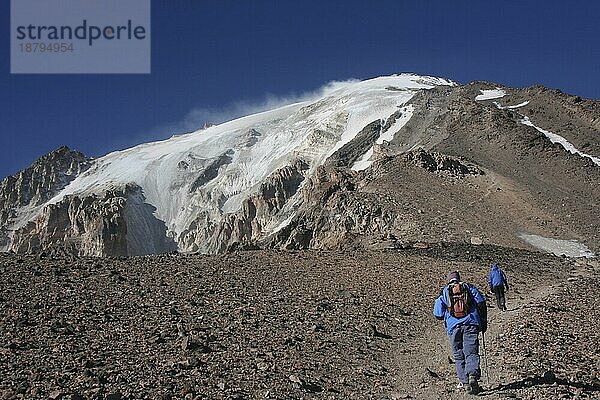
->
[[488, 263, 509, 311], [433, 271, 488, 395]]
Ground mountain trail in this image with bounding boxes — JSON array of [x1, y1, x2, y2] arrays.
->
[[385, 261, 596, 399]]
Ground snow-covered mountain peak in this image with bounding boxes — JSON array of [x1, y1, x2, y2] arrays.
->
[[3, 74, 599, 257], [19, 74, 450, 252]]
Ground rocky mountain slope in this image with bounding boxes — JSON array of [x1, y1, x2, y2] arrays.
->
[[0, 74, 598, 256], [1, 246, 598, 399], [270, 83, 599, 255], [0, 147, 90, 250]]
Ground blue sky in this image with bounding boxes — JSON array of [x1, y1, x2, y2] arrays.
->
[[2, 1, 599, 179]]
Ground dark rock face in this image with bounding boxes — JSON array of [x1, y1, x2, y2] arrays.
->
[[383, 86, 455, 154], [189, 150, 234, 193], [325, 120, 382, 168]]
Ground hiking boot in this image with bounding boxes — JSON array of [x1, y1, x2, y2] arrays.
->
[[466, 375, 480, 395]]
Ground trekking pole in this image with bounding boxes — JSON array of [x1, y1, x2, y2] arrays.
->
[[481, 332, 491, 386]]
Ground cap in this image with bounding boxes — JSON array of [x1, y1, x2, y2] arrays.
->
[[447, 271, 461, 283]]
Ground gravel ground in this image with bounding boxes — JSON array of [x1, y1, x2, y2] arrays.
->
[[0, 245, 598, 399]]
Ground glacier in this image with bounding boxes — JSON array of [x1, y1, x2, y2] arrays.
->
[[16, 74, 454, 254]]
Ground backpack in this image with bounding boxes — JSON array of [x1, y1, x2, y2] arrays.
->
[[447, 282, 471, 318]]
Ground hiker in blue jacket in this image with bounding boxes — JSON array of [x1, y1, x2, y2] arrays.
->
[[488, 263, 509, 311], [434, 271, 487, 395]]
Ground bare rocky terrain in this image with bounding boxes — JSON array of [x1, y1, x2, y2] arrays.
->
[[1, 245, 598, 399]]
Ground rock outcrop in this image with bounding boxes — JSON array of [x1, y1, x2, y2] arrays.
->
[[404, 149, 484, 176], [0, 146, 90, 248], [9, 184, 176, 257], [180, 160, 309, 253], [267, 150, 485, 251], [9, 187, 129, 256]]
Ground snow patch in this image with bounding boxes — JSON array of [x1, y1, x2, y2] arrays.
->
[[352, 148, 374, 172], [475, 88, 506, 101], [518, 233, 595, 258], [377, 105, 414, 145], [352, 105, 415, 171], [520, 116, 600, 166], [494, 100, 529, 109], [270, 214, 295, 234]]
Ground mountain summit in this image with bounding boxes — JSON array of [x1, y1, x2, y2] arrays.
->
[[1, 74, 598, 256]]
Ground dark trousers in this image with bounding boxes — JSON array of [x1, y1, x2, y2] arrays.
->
[[492, 285, 506, 310], [450, 324, 481, 383]]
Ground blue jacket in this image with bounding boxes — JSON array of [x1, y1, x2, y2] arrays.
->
[[433, 282, 486, 335], [487, 264, 508, 289]]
